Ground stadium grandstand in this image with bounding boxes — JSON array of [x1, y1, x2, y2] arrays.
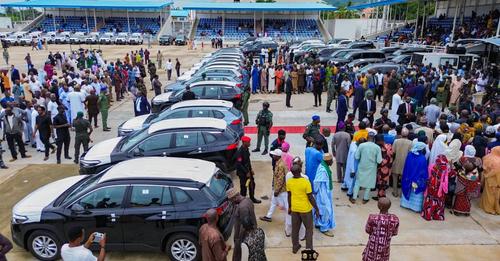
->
[[1, 0, 172, 35]]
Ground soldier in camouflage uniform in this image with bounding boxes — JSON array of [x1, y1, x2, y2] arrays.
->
[[303, 115, 321, 147], [326, 72, 336, 113], [252, 101, 273, 155], [241, 86, 251, 126]]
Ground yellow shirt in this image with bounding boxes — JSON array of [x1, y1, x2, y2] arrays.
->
[[353, 129, 368, 142], [286, 177, 313, 213]]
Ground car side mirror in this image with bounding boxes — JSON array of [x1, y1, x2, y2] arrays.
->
[[132, 147, 143, 157], [71, 203, 88, 214]]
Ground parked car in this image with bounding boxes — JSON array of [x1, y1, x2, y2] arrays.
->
[[165, 74, 242, 92], [4, 34, 22, 45], [380, 46, 401, 57], [85, 32, 99, 44], [43, 32, 57, 44], [81, 118, 239, 173], [159, 34, 175, 45], [175, 34, 187, 45], [345, 41, 376, 49], [114, 32, 129, 44], [19, 35, 35, 46], [238, 36, 257, 46], [128, 33, 143, 45], [388, 54, 411, 64], [118, 99, 244, 137], [70, 32, 86, 44], [330, 50, 385, 65], [390, 47, 432, 58], [328, 39, 353, 47], [358, 63, 405, 74], [11, 157, 234, 261], [241, 40, 278, 56], [99, 33, 114, 44], [55, 32, 71, 44], [347, 58, 386, 69], [182, 66, 242, 82], [151, 81, 242, 112], [317, 47, 345, 63]]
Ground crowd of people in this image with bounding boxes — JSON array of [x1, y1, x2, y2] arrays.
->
[[0, 47, 182, 168]]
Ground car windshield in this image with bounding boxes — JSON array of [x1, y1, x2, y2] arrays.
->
[[120, 128, 149, 152], [59, 173, 103, 206]]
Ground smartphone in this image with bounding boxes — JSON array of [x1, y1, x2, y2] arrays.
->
[[93, 232, 103, 243]]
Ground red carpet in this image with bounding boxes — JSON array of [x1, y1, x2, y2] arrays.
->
[[244, 125, 338, 134]]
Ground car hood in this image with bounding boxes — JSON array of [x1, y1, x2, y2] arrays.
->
[[83, 137, 122, 163], [13, 175, 86, 223], [121, 114, 150, 131], [152, 92, 174, 103], [165, 81, 184, 92]]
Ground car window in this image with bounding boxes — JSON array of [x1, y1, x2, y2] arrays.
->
[[166, 110, 190, 119], [129, 186, 173, 207], [138, 133, 173, 152], [191, 109, 213, 118], [220, 87, 234, 95], [204, 86, 219, 97], [191, 86, 204, 97], [212, 110, 225, 119], [172, 187, 192, 204], [174, 132, 201, 148], [78, 186, 126, 209]]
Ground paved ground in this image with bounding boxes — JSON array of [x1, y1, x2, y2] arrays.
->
[[1, 44, 499, 260]]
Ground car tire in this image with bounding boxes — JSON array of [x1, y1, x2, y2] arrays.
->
[[27, 230, 61, 261], [165, 233, 200, 261]]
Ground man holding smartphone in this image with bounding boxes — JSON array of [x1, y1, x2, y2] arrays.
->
[[61, 226, 106, 261]]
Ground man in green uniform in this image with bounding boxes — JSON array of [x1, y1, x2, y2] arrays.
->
[[303, 115, 321, 147], [98, 87, 111, 132], [241, 86, 251, 126], [252, 101, 273, 155], [326, 72, 336, 113], [73, 112, 93, 164]]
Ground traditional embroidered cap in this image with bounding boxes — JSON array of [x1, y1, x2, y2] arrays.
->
[[368, 129, 377, 137], [241, 136, 251, 143], [323, 153, 333, 161], [270, 149, 282, 157]]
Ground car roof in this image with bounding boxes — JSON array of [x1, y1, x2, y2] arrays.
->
[[148, 118, 227, 134], [99, 157, 216, 184], [170, 99, 233, 110], [190, 80, 237, 87]]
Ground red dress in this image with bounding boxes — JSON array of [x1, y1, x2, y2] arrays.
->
[[452, 157, 482, 215], [421, 156, 450, 221], [362, 213, 399, 261]]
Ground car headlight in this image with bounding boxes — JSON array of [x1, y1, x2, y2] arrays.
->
[[80, 159, 101, 167], [12, 214, 29, 224]]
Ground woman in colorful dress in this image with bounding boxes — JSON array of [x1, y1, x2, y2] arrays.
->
[[480, 146, 500, 215], [275, 66, 283, 94], [375, 134, 393, 199], [452, 145, 482, 216], [421, 155, 451, 221], [445, 139, 463, 208], [401, 142, 428, 212]]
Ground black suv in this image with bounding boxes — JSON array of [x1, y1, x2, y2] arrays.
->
[[11, 157, 234, 261], [79, 118, 239, 174], [241, 41, 278, 56], [159, 35, 175, 45], [346, 41, 376, 49], [151, 81, 242, 112]]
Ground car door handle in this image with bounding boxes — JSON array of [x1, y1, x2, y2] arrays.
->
[[107, 213, 120, 222], [157, 211, 171, 220]]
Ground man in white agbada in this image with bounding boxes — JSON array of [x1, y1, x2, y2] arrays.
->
[[313, 153, 335, 237], [67, 86, 85, 121], [268, 65, 276, 92], [389, 88, 403, 123]]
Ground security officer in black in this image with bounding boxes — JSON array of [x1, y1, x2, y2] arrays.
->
[[181, 86, 196, 100], [52, 106, 72, 164], [73, 111, 93, 164], [252, 101, 273, 155], [235, 136, 261, 204]]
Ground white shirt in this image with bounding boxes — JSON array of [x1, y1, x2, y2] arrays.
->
[[29, 81, 42, 93], [306, 68, 313, 76], [165, 62, 172, 71], [341, 80, 351, 92], [47, 101, 58, 120], [61, 244, 97, 261], [376, 73, 384, 86]]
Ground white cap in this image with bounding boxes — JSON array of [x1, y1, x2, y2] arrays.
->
[[270, 149, 283, 157]]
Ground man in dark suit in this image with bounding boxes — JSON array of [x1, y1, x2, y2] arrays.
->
[[10, 65, 20, 84], [336, 88, 348, 127], [397, 95, 415, 125], [358, 91, 376, 127], [134, 91, 151, 116]]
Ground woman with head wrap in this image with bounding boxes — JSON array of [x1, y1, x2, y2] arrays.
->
[[422, 155, 451, 221], [429, 134, 448, 166], [281, 142, 294, 170], [452, 145, 482, 216], [480, 146, 500, 215], [400, 142, 428, 212], [457, 123, 475, 145], [444, 139, 463, 208]]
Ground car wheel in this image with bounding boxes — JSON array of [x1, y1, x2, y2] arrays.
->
[[166, 233, 200, 261], [27, 230, 61, 261]]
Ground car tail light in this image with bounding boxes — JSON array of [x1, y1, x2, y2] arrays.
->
[[226, 143, 238, 150], [236, 83, 242, 88], [216, 201, 229, 215], [231, 118, 242, 125], [234, 93, 241, 99]]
